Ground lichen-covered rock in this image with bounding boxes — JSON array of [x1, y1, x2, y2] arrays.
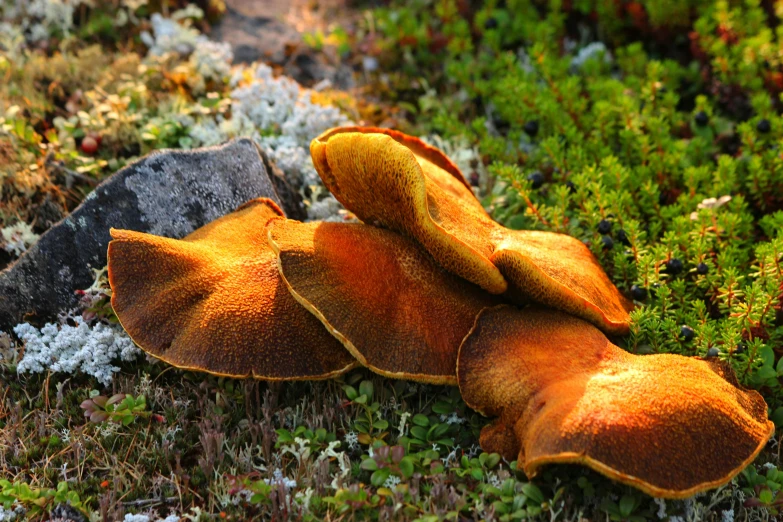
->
[[0, 138, 300, 329]]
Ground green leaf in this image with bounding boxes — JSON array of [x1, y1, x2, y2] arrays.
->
[[275, 429, 293, 444], [757, 366, 777, 380], [373, 419, 389, 430], [486, 453, 501, 469], [343, 385, 358, 400], [429, 423, 450, 439], [361, 458, 378, 471], [371, 468, 391, 487], [399, 456, 415, 478], [619, 495, 636, 517], [359, 380, 374, 400], [521, 483, 544, 504], [412, 414, 429, 427], [354, 395, 368, 405], [760, 345, 775, 367], [410, 426, 428, 441], [772, 407, 783, 428], [760, 488, 774, 505], [432, 401, 453, 415]]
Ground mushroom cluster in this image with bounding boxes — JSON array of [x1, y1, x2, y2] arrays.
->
[[108, 126, 774, 499]]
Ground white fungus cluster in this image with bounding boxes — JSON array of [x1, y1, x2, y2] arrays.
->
[[14, 320, 140, 385]]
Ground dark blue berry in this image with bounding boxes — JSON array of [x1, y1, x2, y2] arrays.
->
[[666, 258, 684, 275], [616, 228, 630, 246], [597, 219, 612, 234], [680, 325, 695, 342], [696, 262, 709, 275], [735, 342, 746, 354], [706, 347, 720, 358], [524, 120, 539, 138], [469, 172, 480, 187], [757, 118, 771, 133], [630, 285, 647, 301], [484, 17, 498, 29], [694, 111, 709, 127], [527, 171, 544, 189], [601, 235, 614, 250], [565, 181, 576, 194]]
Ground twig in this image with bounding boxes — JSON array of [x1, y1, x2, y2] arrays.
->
[[122, 496, 179, 507], [44, 156, 99, 187]]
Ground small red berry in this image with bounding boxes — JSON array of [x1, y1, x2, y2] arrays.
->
[[81, 136, 98, 155]]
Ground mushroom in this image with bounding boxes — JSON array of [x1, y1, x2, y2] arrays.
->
[[107, 198, 358, 380], [311, 127, 632, 335], [267, 218, 502, 384], [456, 305, 774, 498]]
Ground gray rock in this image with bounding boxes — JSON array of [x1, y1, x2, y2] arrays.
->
[[210, 1, 355, 90], [0, 138, 302, 330]]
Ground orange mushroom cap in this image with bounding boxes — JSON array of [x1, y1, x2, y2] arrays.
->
[[457, 305, 774, 498], [311, 127, 632, 335], [107, 198, 357, 380], [267, 219, 502, 384]]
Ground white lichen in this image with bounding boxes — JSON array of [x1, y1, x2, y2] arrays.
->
[[344, 430, 359, 450], [264, 468, 297, 490], [188, 40, 233, 92], [383, 475, 401, 489], [570, 42, 612, 70], [654, 497, 667, 519], [123, 515, 151, 522], [1, 220, 39, 257], [0, 504, 25, 522], [14, 319, 140, 385], [1, 0, 88, 45], [141, 11, 205, 57]]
